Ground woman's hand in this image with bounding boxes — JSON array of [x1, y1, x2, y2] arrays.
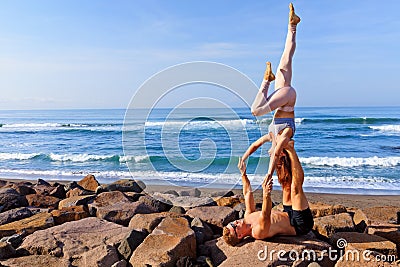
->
[[237, 157, 247, 176]]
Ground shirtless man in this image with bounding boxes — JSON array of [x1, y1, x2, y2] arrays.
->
[[222, 141, 313, 246]]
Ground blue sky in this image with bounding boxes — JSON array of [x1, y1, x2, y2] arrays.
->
[[0, 0, 399, 109]]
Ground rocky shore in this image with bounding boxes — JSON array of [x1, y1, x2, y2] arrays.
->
[[0, 175, 398, 266]]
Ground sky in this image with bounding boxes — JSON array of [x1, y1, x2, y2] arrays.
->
[[0, 0, 399, 110]]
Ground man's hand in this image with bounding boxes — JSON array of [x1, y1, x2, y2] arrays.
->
[[262, 174, 273, 195], [238, 157, 247, 176]]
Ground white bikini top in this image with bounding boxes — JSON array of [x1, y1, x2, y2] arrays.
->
[[277, 106, 295, 112]]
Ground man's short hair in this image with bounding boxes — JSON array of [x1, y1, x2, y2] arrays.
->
[[222, 226, 240, 246]]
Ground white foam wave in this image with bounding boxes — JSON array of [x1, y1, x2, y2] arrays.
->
[[119, 155, 149, 163], [0, 152, 39, 160], [1, 123, 62, 128], [301, 156, 400, 167], [49, 153, 116, 162], [295, 118, 304, 124], [0, 123, 121, 132], [145, 119, 253, 129], [370, 125, 400, 133]]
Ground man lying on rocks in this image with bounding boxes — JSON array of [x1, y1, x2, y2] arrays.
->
[[223, 141, 314, 246]]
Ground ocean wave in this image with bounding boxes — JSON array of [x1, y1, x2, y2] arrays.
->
[[145, 119, 253, 129], [302, 117, 400, 124], [301, 156, 400, 167], [0, 152, 40, 160], [0, 122, 123, 132], [369, 125, 400, 133]]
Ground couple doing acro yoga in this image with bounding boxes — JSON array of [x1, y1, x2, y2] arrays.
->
[[223, 3, 314, 246]]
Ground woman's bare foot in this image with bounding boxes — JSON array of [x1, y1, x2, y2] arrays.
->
[[264, 62, 275, 81], [289, 3, 301, 25]]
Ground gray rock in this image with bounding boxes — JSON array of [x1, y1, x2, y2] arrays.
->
[[49, 184, 66, 199], [130, 217, 196, 266], [0, 255, 72, 267], [186, 206, 236, 232], [98, 179, 146, 193], [19, 217, 131, 266], [191, 217, 214, 245], [89, 191, 157, 226], [0, 188, 26, 212], [177, 188, 201, 197], [138, 194, 172, 212], [0, 233, 24, 248], [0, 241, 16, 260], [163, 190, 179, 196], [170, 206, 186, 214], [0, 207, 33, 226], [208, 190, 234, 198], [312, 212, 355, 240], [117, 229, 147, 261], [152, 192, 216, 209]]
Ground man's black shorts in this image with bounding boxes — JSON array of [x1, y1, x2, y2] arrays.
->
[[283, 205, 314, 235]]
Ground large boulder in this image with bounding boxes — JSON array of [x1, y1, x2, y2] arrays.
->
[[202, 232, 335, 266], [152, 192, 215, 209], [77, 174, 100, 192], [353, 206, 400, 232], [214, 195, 244, 208], [50, 205, 90, 225], [18, 217, 131, 266], [186, 206, 236, 232], [98, 179, 146, 193], [367, 225, 400, 257], [9, 183, 36, 195], [130, 217, 196, 267], [309, 202, 347, 218], [313, 213, 355, 240], [0, 212, 54, 238], [58, 195, 96, 209], [117, 229, 147, 261], [0, 255, 72, 267], [128, 212, 185, 234], [0, 188, 27, 212], [25, 194, 60, 209], [191, 217, 214, 245], [0, 207, 33, 226], [331, 232, 397, 256], [88, 191, 157, 226], [66, 187, 93, 197]]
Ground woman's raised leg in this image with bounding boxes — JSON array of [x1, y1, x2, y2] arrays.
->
[[275, 3, 300, 90]]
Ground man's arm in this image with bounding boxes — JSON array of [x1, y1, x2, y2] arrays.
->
[[237, 158, 255, 215], [241, 133, 272, 163], [253, 176, 273, 239]]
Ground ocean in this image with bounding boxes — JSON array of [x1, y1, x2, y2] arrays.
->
[[0, 107, 399, 195]]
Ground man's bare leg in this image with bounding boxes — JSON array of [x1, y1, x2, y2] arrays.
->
[[284, 140, 309, 211]]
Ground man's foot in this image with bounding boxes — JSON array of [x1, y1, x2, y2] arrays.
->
[[289, 3, 301, 25], [264, 62, 275, 81]]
